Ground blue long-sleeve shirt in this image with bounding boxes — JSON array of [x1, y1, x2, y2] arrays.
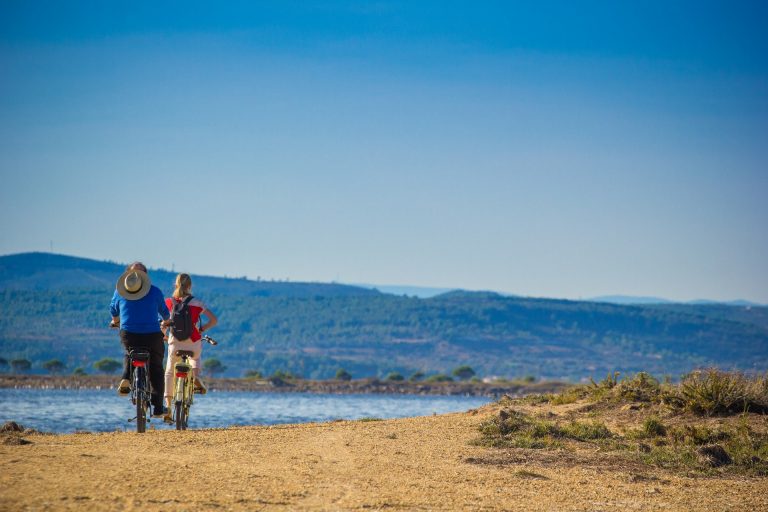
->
[[109, 285, 170, 333]]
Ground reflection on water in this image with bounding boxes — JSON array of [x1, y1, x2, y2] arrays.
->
[[0, 388, 490, 433]]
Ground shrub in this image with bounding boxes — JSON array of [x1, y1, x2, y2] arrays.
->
[[270, 369, 294, 380], [474, 410, 559, 449], [641, 420, 768, 475], [474, 410, 613, 448], [92, 358, 120, 374], [409, 371, 425, 382], [385, 372, 404, 382], [549, 385, 588, 405], [615, 372, 661, 402], [203, 358, 227, 377], [244, 369, 263, 379], [10, 358, 32, 373], [335, 369, 352, 381], [452, 365, 476, 381], [642, 417, 667, 437], [678, 369, 750, 415], [560, 421, 613, 441], [42, 359, 66, 374]]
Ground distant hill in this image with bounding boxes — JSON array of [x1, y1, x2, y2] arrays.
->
[[352, 283, 457, 298], [0, 252, 380, 298], [1, 252, 767, 381], [589, 295, 674, 305], [589, 295, 764, 307]]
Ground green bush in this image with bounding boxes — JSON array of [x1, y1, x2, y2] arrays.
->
[[385, 372, 404, 382], [549, 385, 588, 405], [93, 358, 120, 374], [679, 369, 750, 415], [42, 359, 65, 374], [452, 365, 476, 380], [615, 372, 661, 402], [203, 358, 227, 377], [408, 371, 425, 382], [474, 410, 613, 448], [335, 368, 352, 381], [560, 421, 613, 441], [642, 417, 667, 437]]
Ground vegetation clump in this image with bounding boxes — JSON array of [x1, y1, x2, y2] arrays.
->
[[473, 409, 613, 449], [538, 369, 767, 416], [637, 420, 768, 475], [475, 370, 768, 477], [676, 369, 767, 416], [244, 369, 263, 379], [335, 368, 352, 381]]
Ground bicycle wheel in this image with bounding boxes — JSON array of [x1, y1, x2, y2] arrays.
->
[[135, 367, 147, 433], [183, 402, 191, 429], [174, 400, 186, 430]]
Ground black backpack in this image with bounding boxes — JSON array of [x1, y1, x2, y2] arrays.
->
[[170, 296, 194, 340]]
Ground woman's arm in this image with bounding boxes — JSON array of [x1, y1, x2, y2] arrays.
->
[[199, 309, 218, 333]]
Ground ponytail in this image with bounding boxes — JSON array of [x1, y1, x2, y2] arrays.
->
[[173, 273, 192, 298]]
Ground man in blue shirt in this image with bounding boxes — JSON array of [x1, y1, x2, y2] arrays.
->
[[110, 262, 171, 418]]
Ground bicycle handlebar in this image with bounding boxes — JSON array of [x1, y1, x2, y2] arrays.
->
[[111, 319, 217, 345]]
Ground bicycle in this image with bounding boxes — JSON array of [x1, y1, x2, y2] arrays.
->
[[128, 348, 152, 433], [111, 320, 167, 433], [170, 334, 218, 430]]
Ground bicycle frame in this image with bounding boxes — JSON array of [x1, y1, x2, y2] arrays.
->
[[169, 335, 218, 430], [172, 351, 195, 430], [130, 349, 151, 433]]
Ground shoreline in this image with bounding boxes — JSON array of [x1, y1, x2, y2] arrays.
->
[[0, 374, 568, 397], [3, 395, 766, 511]]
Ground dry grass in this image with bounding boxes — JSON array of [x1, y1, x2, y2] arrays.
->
[[473, 369, 768, 477]]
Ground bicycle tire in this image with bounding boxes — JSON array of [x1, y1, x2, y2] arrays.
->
[[174, 400, 185, 431], [183, 402, 190, 429], [135, 367, 147, 433]]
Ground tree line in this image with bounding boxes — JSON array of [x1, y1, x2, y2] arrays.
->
[[0, 355, 487, 383]]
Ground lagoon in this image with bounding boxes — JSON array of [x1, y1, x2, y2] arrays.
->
[[0, 388, 490, 433]]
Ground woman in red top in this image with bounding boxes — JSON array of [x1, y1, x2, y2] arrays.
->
[[163, 273, 218, 414]]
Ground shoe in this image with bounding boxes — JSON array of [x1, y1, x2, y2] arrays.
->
[[117, 379, 131, 395], [163, 413, 173, 424], [194, 378, 207, 395], [152, 405, 167, 418]]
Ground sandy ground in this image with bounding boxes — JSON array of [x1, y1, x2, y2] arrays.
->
[[1, 409, 767, 511]]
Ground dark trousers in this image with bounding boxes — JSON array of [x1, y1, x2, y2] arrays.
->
[[120, 330, 165, 409]]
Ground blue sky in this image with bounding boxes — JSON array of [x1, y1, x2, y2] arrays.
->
[[1, 1, 767, 302]]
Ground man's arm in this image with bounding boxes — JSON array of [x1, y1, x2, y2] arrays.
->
[[109, 290, 120, 318], [109, 290, 120, 327], [156, 287, 170, 320]]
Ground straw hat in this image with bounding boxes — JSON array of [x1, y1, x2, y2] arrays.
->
[[116, 269, 152, 300]]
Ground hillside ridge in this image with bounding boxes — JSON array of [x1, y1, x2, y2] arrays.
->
[[1, 252, 767, 381]]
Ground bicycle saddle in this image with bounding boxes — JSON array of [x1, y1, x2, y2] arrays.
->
[[130, 350, 151, 361], [176, 350, 195, 358]]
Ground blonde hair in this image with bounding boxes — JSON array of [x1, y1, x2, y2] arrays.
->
[[173, 273, 192, 298]]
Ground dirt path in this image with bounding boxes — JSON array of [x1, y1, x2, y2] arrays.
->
[[2, 411, 767, 511]]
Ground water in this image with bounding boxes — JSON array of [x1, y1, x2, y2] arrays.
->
[[0, 388, 490, 433]]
